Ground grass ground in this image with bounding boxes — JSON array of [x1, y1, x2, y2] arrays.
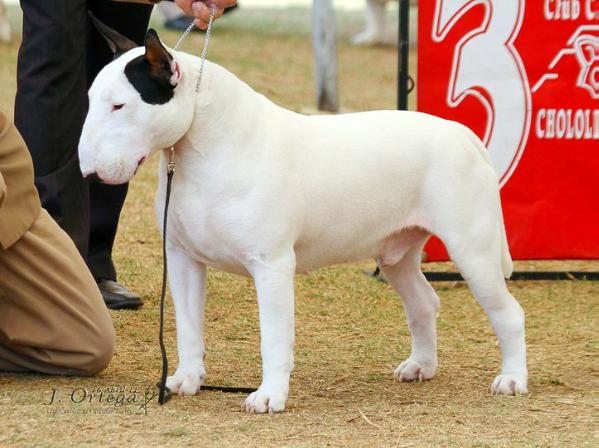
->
[[0, 5, 597, 448]]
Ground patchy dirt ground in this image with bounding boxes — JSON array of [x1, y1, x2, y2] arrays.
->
[[0, 6, 597, 448], [1, 258, 596, 447]]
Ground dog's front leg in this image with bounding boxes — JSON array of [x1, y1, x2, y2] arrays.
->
[[244, 259, 296, 414], [165, 245, 207, 396]]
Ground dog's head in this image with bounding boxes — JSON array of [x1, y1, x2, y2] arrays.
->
[[79, 14, 195, 184]]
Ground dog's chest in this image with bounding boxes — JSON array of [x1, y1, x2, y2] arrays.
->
[[159, 176, 253, 276]]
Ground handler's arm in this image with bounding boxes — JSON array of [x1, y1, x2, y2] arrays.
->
[[115, 0, 238, 27], [112, 0, 236, 29], [174, 0, 237, 28]]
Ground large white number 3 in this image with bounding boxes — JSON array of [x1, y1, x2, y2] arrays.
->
[[433, 0, 531, 186]]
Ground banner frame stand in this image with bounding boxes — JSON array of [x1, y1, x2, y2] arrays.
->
[[369, 270, 599, 282]]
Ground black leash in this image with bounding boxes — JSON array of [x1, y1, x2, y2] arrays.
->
[[158, 149, 176, 405]]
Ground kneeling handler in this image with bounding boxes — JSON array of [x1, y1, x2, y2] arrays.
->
[[0, 112, 114, 376]]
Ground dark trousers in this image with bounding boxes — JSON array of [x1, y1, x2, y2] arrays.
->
[[15, 0, 153, 281]]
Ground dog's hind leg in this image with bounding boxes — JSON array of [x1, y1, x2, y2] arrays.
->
[[438, 201, 528, 395], [380, 228, 439, 382], [446, 242, 527, 394]]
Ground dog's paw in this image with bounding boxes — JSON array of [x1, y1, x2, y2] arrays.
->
[[243, 386, 288, 414], [166, 368, 205, 396], [394, 358, 436, 382], [491, 373, 528, 395]]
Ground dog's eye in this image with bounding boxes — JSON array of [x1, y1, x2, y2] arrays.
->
[[112, 104, 125, 112]]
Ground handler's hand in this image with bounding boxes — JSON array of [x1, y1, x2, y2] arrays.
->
[[175, 1, 237, 29]]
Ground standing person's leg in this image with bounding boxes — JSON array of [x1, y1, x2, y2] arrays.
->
[[161, 2, 238, 32], [0, 0, 12, 43], [14, 0, 90, 257], [160, 1, 195, 32], [160, 1, 184, 22], [85, 1, 153, 308]]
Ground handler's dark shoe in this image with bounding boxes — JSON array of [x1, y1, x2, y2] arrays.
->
[[97, 279, 143, 310]]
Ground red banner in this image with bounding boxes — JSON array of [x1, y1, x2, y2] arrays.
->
[[418, 0, 599, 260]]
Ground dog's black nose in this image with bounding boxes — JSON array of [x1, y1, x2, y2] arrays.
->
[[84, 172, 101, 182]]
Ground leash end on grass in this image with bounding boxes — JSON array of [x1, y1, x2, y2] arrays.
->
[[156, 381, 173, 405]]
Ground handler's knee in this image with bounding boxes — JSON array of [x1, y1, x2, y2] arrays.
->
[[70, 288, 116, 376], [69, 324, 115, 376], [85, 342, 115, 377]]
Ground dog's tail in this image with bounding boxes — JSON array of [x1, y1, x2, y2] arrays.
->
[[499, 207, 513, 279]]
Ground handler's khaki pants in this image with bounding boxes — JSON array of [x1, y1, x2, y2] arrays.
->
[[0, 209, 115, 376]]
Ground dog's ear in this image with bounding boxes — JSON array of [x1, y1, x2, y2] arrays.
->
[[143, 29, 179, 85], [89, 11, 138, 57], [124, 29, 180, 105]]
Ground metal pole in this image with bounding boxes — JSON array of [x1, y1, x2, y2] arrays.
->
[[397, 0, 410, 111], [313, 0, 339, 112]]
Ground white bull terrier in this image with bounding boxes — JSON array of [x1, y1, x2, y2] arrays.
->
[[79, 25, 528, 414]]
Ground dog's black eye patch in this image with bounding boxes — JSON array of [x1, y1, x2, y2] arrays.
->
[[124, 55, 175, 105]]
